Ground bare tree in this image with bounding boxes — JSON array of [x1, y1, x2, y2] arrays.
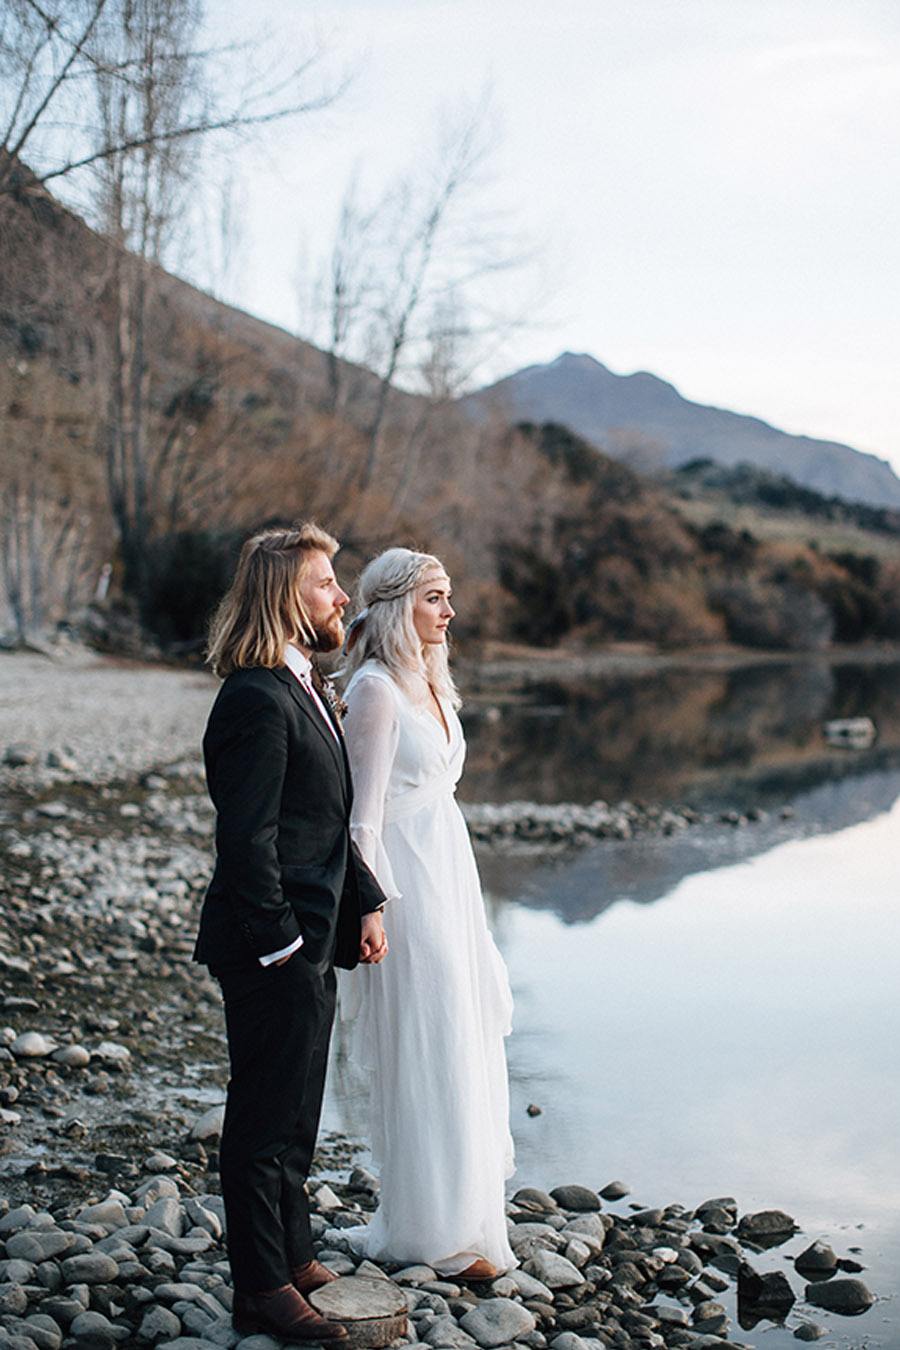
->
[[0, 0, 336, 196], [312, 96, 533, 492], [0, 469, 96, 641]]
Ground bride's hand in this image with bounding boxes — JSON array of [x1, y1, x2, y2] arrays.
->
[[360, 911, 388, 964]]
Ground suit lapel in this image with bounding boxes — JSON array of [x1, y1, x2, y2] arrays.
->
[[273, 667, 348, 796]]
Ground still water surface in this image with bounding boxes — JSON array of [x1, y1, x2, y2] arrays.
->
[[328, 662, 900, 1349]]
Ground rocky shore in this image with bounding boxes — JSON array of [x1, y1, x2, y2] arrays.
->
[[0, 652, 879, 1347]]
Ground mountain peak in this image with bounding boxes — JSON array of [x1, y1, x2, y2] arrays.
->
[[465, 355, 900, 509]]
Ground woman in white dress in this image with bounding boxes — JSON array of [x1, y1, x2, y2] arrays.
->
[[338, 547, 516, 1280]]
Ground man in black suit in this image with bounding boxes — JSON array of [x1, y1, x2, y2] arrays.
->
[[194, 522, 388, 1343]]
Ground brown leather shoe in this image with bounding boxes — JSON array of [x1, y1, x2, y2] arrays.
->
[[233, 1283, 349, 1342], [456, 1257, 499, 1282], [292, 1257, 340, 1295]]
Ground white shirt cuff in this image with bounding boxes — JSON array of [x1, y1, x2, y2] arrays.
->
[[259, 933, 304, 967]]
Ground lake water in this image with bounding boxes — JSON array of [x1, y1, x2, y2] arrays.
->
[[327, 659, 900, 1349]]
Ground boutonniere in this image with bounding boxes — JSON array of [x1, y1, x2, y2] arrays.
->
[[320, 674, 348, 724]]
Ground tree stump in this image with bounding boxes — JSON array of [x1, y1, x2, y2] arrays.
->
[[309, 1275, 409, 1348]]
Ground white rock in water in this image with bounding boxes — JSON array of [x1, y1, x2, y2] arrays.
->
[[190, 1104, 225, 1140], [11, 1032, 55, 1058], [0, 1107, 21, 1124]]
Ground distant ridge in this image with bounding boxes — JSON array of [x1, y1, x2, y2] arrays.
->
[[465, 352, 900, 510]]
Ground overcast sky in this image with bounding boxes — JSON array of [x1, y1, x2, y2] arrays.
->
[[202, 0, 900, 473]]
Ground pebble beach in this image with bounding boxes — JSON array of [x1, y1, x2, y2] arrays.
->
[[0, 650, 879, 1348]]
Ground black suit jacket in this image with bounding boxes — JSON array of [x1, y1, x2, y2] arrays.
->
[[193, 664, 386, 971]]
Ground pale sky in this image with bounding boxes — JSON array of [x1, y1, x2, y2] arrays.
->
[[199, 0, 900, 473]]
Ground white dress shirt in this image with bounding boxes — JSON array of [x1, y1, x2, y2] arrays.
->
[[259, 644, 337, 967]]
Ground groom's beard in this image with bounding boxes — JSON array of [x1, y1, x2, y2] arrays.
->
[[310, 611, 345, 654]]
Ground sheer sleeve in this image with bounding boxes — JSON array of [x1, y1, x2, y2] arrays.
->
[[344, 672, 402, 903]]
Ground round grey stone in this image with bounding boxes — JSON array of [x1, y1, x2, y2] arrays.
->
[[60, 1252, 120, 1285], [460, 1298, 536, 1348], [11, 1032, 54, 1058], [69, 1310, 130, 1346]]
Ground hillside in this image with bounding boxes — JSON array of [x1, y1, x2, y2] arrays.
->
[[1, 171, 899, 656], [466, 352, 900, 510]]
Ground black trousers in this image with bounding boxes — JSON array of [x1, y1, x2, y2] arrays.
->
[[215, 954, 336, 1293]]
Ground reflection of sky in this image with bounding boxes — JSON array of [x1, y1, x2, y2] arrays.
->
[[495, 790, 900, 1348], [500, 794, 900, 1208]]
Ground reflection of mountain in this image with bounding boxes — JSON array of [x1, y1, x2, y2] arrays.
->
[[460, 660, 900, 807], [479, 766, 900, 925]]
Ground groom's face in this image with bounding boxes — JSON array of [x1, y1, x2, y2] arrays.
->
[[298, 549, 349, 653]]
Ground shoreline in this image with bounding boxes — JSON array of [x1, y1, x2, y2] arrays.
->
[[0, 655, 886, 1348]]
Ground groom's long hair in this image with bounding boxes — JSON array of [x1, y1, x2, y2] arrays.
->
[[206, 522, 338, 678]]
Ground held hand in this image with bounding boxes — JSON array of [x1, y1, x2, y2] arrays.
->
[[359, 911, 388, 964], [273, 952, 294, 966]]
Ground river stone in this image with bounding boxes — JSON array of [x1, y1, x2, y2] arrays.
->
[[183, 1198, 222, 1239], [394, 1265, 439, 1286], [422, 1315, 477, 1349], [523, 1251, 586, 1289], [805, 1278, 875, 1314], [39, 1297, 85, 1328], [793, 1322, 827, 1341], [0, 1205, 36, 1235], [598, 1181, 630, 1200], [564, 1240, 592, 1268], [7, 1230, 72, 1262], [0, 1260, 36, 1284], [794, 1241, 838, 1275], [737, 1264, 795, 1315], [461, 1298, 536, 1347], [512, 1188, 558, 1213], [735, 1210, 797, 1242], [144, 1152, 179, 1173], [190, 1105, 225, 1141], [143, 1198, 183, 1237], [60, 1253, 119, 1285], [561, 1215, 606, 1243], [77, 1201, 129, 1230], [53, 1045, 91, 1068], [19, 1315, 63, 1350], [311, 1276, 409, 1348], [69, 1310, 130, 1345], [549, 1336, 592, 1350], [93, 1041, 131, 1065], [139, 1305, 182, 1342], [0, 1282, 29, 1315], [549, 1187, 600, 1213], [11, 1031, 55, 1058], [135, 1176, 181, 1204], [498, 1268, 554, 1302]]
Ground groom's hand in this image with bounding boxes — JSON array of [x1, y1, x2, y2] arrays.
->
[[360, 911, 388, 964]]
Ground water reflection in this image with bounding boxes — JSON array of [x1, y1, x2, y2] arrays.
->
[[460, 658, 900, 809], [327, 778, 900, 1349], [478, 764, 900, 923]]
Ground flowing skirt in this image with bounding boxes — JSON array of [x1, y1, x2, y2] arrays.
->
[[339, 793, 516, 1273]]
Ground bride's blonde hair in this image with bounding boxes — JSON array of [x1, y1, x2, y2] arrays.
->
[[343, 547, 460, 709]]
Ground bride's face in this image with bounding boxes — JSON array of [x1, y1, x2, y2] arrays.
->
[[412, 568, 455, 646]]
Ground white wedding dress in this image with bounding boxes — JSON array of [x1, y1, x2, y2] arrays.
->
[[338, 659, 516, 1275]]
